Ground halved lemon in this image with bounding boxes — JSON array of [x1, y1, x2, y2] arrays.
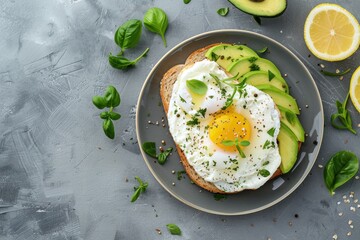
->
[[304, 3, 360, 61], [349, 66, 360, 112]]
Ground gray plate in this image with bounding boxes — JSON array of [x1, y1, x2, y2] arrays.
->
[[136, 30, 324, 215]]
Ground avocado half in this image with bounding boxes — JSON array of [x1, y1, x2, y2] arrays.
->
[[228, 0, 287, 17]]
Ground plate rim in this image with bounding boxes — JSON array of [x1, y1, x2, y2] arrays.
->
[[136, 29, 324, 215]]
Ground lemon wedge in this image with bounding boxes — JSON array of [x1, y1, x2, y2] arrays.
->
[[304, 3, 360, 61], [350, 66, 360, 113]]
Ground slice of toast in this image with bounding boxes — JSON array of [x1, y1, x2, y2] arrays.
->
[[160, 44, 283, 194]]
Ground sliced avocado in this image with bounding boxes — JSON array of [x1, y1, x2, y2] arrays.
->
[[278, 106, 305, 142], [228, 0, 287, 18], [256, 84, 300, 115], [227, 56, 282, 78], [205, 44, 258, 70], [278, 122, 299, 174], [241, 70, 289, 93]]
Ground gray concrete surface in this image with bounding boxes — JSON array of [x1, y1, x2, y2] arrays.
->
[[0, 0, 359, 239]]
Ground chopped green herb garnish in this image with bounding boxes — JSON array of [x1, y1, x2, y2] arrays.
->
[[166, 224, 181, 236], [268, 70, 275, 81], [197, 108, 207, 117], [179, 95, 187, 103], [186, 116, 200, 126], [211, 52, 220, 61], [214, 193, 227, 201], [259, 169, 270, 177], [267, 127, 276, 137], [158, 147, 173, 165], [248, 57, 258, 63], [285, 111, 296, 125], [217, 7, 229, 16], [250, 63, 260, 71], [177, 170, 186, 180]]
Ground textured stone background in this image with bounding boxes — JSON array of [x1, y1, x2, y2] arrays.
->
[[0, 0, 359, 239]]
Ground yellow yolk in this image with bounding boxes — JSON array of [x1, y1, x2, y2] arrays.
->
[[209, 108, 251, 152]]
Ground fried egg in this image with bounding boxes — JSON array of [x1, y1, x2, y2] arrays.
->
[[167, 59, 281, 192]]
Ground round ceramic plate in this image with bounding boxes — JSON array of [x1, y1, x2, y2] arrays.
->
[[136, 30, 324, 215]]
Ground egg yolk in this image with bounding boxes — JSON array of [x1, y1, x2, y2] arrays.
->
[[208, 108, 251, 152]]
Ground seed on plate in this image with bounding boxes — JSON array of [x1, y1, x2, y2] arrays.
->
[[318, 164, 323, 168], [350, 206, 356, 212], [332, 234, 338, 240], [284, 73, 288, 77], [156, 121, 159, 125], [171, 170, 175, 174], [336, 69, 340, 73], [354, 199, 358, 203], [338, 212, 343, 216], [339, 76, 344, 81], [161, 140, 166, 145], [348, 220, 353, 225], [172, 182, 175, 186], [148, 120, 152, 124], [305, 104, 309, 108], [319, 63, 325, 69], [350, 225, 354, 229], [355, 175, 360, 179], [337, 201, 341, 205], [347, 232, 352, 236], [159, 146, 164, 152]]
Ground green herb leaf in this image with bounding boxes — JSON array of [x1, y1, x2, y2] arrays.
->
[[235, 144, 246, 158], [158, 147, 173, 165], [321, 68, 351, 77], [268, 70, 275, 81], [177, 170, 186, 180], [108, 111, 121, 120], [166, 224, 182, 236], [221, 140, 235, 146], [183, 0, 191, 4], [186, 116, 200, 126], [143, 7, 168, 47], [214, 193, 227, 201], [222, 87, 237, 110], [257, 47, 268, 54], [267, 127, 275, 137], [103, 119, 115, 139], [109, 48, 149, 70], [100, 111, 109, 119], [186, 79, 208, 95], [217, 7, 229, 16], [114, 19, 142, 54], [142, 142, 157, 158], [259, 169, 270, 177], [324, 151, 359, 195], [250, 63, 260, 71], [331, 93, 356, 134], [92, 96, 107, 109], [240, 140, 250, 146], [210, 52, 220, 61], [131, 176, 148, 202], [197, 108, 207, 118]]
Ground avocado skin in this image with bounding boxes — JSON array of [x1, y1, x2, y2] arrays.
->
[[228, 0, 287, 18]]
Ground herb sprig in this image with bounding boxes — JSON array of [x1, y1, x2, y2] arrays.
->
[[331, 93, 356, 134], [166, 224, 182, 235], [221, 138, 250, 158], [142, 141, 173, 165], [131, 176, 148, 202], [109, 48, 149, 70], [217, 7, 229, 16], [144, 7, 169, 47], [92, 86, 121, 139]]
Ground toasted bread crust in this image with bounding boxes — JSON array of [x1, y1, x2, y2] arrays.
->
[[160, 44, 288, 194]]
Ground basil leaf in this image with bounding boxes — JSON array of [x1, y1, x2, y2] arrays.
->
[[186, 79, 208, 95], [142, 142, 157, 158], [100, 111, 109, 119], [109, 48, 149, 70], [143, 7, 168, 47], [157, 147, 173, 165], [105, 86, 121, 107], [259, 169, 270, 177], [324, 151, 359, 195], [103, 119, 115, 139], [183, 0, 191, 3], [221, 140, 235, 146], [166, 224, 181, 236], [108, 112, 121, 120], [217, 7, 229, 16], [131, 176, 148, 202], [114, 19, 142, 54], [92, 96, 107, 109], [330, 94, 356, 134]]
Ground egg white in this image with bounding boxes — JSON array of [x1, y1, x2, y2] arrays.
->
[[167, 59, 281, 192]]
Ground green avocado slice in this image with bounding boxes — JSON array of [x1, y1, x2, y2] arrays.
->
[[278, 122, 299, 174], [228, 0, 287, 18]]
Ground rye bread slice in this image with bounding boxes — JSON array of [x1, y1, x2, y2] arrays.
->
[[160, 44, 283, 194]]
